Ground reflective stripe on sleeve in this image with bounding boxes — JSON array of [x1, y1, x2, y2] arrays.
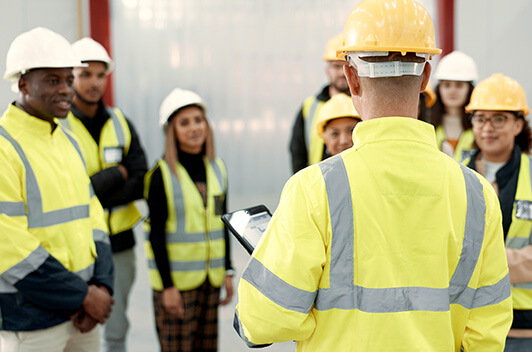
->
[[242, 257, 316, 314], [93, 229, 110, 244], [1, 246, 49, 286], [0, 201, 26, 216]]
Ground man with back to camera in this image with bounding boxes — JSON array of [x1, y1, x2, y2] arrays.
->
[[234, 0, 512, 350], [64, 37, 148, 352], [0, 27, 114, 351], [289, 32, 350, 174]]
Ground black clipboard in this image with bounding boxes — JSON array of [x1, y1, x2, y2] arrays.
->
[[221, 204, 272, 255]]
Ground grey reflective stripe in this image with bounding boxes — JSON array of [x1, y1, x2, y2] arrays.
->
[[0, 201, 26, 216], [319, 155, 354, 288], [166, 229, 224, 243], [233, 311, 257, 348], [243, 258, 316, 314], [30, 205, 90, 228], [210, 159, 225, 190], [0, 278, 17, 293], [449, 164, 486, 305], [507, 237, 529, 249], [148, 258, 205, 272], [1, 246, 48, 285], [316, 285, 449, 312], [304, 98, 320, 150], [0, 126, 90, 228], [75, 263, 95, 282], [59, 117, 72, 131], [61, 127, 86, 170], [93, 229, 110, 244], [107, 107, 125, 147], [455, 273, 511, 309]]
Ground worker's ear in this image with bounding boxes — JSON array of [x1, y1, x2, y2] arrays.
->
[[344, 64, 361, 97], [420, 62, 431, 93], [18, 76, 28, 95]]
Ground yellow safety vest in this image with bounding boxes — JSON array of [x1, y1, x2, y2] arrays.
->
[[144, 157, 227, 291], [302, 96, 326, 165], [435, 125, 475, 161], [0, 104, 107, 289], [506, 153, 532, 309], [236, 117, 512, 351], [62, 108, 142, 235]]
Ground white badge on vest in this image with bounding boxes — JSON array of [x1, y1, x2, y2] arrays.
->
[[103, 147, 123, 164], [515, 200, 532, 221]]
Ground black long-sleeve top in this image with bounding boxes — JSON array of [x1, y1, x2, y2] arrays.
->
[[71, 101, 148, 251], [147, 150, 233, 289]]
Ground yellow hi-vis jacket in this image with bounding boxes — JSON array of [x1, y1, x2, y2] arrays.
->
[[435, 125, 475, 162], [235, 117, 512, 351], [0, 103, 111, 331], [61, 108, 142, 235], [302, 96, 326, 165], [504, 153, 532, 309], [144, 157, 227, 291]]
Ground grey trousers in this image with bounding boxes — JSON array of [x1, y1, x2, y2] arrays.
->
[[101, 247, 136, 352]]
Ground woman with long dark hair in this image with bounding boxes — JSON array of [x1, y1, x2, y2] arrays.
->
[[427, 51, 478, 160], [144, 88, 234, 352]]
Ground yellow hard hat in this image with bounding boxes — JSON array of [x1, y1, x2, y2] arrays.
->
[[465, 73, 529, 116], [423, 82, 437, 108], [337, 0, 441, 59], [323, 33, 344, 62], [316, 94, 361, 138]]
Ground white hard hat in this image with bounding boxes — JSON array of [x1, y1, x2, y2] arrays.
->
[[4, 27, 87, 83], [159, 88, 206, 128], [72, 37, 114, 73], [434, 50, 478, 82]]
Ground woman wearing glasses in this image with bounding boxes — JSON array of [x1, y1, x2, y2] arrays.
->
[[462, 73, 532, 351]]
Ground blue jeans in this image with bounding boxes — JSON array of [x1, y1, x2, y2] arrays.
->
[[504, 337, 532, 351]]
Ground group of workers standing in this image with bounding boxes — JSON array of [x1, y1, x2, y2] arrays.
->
[[0, 25, 232, 352], [0, 0, 531, 351]]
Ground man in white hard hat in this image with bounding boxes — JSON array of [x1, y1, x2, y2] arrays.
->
[[0, 27, 114, 351], [234, 0, 512, 350], [288, 33, 350, 174], [63, 37, 147, 352]]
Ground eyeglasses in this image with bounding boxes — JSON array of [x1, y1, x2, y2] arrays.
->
[[471, 114, 509, 129]]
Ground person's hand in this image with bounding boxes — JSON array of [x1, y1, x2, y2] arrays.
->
[[82, 285, 114, 324], [220, 275, 234, 306], [71, 310, 98, 333], [117, 164, 129, 180], [162, 287, 185, 319]]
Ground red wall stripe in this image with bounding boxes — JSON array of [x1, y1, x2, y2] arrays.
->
[[89, 0, 114, 106], [437, 0, 455, 58]]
